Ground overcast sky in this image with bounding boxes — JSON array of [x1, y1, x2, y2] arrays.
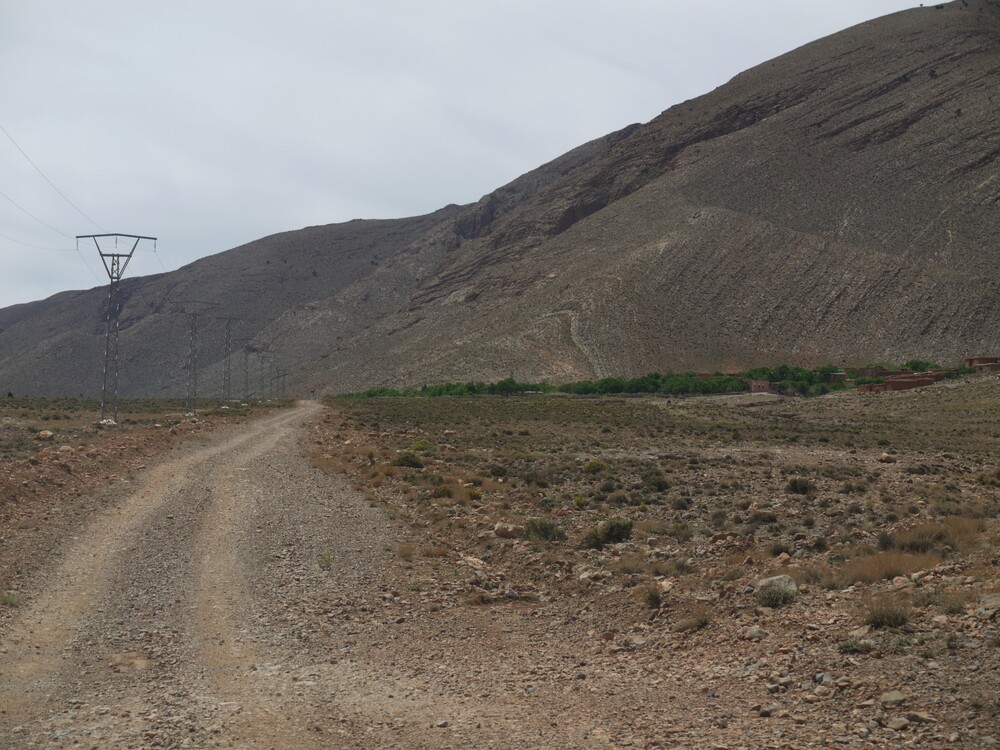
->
[[1, 1, 920, 308]]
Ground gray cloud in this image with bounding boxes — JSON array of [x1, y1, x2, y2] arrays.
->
[[0, 0, 918, 306]]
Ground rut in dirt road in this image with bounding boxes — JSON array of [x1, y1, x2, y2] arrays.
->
[[0, 402, 390, 749]]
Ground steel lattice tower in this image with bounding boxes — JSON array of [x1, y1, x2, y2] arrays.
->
[[78, 233, 156, 421]]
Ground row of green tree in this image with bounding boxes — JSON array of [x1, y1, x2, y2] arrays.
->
[[350, 367, 829, 399], [346, 360, 965, 400]]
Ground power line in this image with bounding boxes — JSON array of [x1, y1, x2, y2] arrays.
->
[[0, 187, 74, 239], [0, 228, 102, 282], [0, 122, 105, 233], [0, 230, 74, 252]]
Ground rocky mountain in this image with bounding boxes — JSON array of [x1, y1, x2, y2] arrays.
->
[[2, 0, 999, 397]]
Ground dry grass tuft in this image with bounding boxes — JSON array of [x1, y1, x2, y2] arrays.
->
[[836, 551, 940, 586]]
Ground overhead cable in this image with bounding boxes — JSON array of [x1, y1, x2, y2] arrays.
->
[[0, 187, 74, 239], [0, 122, 106, 232]]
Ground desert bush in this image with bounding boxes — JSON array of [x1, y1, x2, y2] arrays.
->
[[635, 518, 668, 536], [668, 522, 693, 541], [863, 594, 910, 629], [581, 518, 633, 549], [612, 553, 647, 575], [0, 592, 22, 607], [786, 477, 815, 495], [409, 439, 436, 453], [756, 586, 796, 608], [672, 604, 712, 632], [912, 589, 973, 614], [524, 518, 567, 543], [582, 459, 608, 474], [392, 451, 423, 469], [641, 468, 670, 492], [837, 638, 874, 654], [637, 583, 661, 609], [749, 510, 778, 525], [836, 551, 940, 586]]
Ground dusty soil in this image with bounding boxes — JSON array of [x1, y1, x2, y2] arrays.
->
[[2, 384, 998, 749]]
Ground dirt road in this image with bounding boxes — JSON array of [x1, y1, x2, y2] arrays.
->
[[0, 402, 628, 750]]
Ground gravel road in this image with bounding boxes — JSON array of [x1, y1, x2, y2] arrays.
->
[[0, 402, 403, 749]]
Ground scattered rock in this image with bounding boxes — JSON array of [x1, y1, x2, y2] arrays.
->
[[493, 522, 525, 539], [755, 574, 798, 595], [880, 690, 906, 707], [743, 625, 766, 642]]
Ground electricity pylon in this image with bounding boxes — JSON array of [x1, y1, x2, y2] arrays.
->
[[78, 233, 157, 422]]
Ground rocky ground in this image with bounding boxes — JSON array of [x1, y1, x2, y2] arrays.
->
[[0, 380, 997, 749], [313, 375, 1000, 748]]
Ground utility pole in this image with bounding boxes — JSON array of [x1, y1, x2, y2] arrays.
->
[[78, 233, 157, 422], [242, 348, 250, 401], [222, 318, 232, 401], [187, 312, 198, 413], [275, 368, 287, 399], [174, 300, 218, 413]]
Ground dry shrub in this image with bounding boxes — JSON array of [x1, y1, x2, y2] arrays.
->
[[637, 582, 661, 609], [837, 551, 940, 586], [635, 518, 669, 536], [672, 603, 712, 633], [611, 553, 648, 575], [421, 545, 448, 558], [912, 588, 974, 614], [465, 590, 493, 605], [891, 516, 986, 554], [863, 593, 911, 629]]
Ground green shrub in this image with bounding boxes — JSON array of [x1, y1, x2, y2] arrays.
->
[[837, 638, 873, 654], [409, 438, 436, 453], [756, 586, 796, 608], [392, 451, 423, 469], [524, 518, 567, 543]]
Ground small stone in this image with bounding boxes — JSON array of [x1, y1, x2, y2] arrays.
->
[[434, 719, 448, 728], [36, 430, 55, 440], [887, 718, 909, 731], [493, 522, 525, 539], [878, 452, 897, 463], [880, 690, 906, 706], [755, 575, 798, 595], [743, 626, 766, 642], [905, 712, 935, 724]]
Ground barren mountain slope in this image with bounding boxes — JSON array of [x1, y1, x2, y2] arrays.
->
[[1, 1, 998, 396], [284, 0, 1000, 392]]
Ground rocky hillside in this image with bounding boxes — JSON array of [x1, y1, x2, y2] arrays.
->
[[1, 0, 999, 397]]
